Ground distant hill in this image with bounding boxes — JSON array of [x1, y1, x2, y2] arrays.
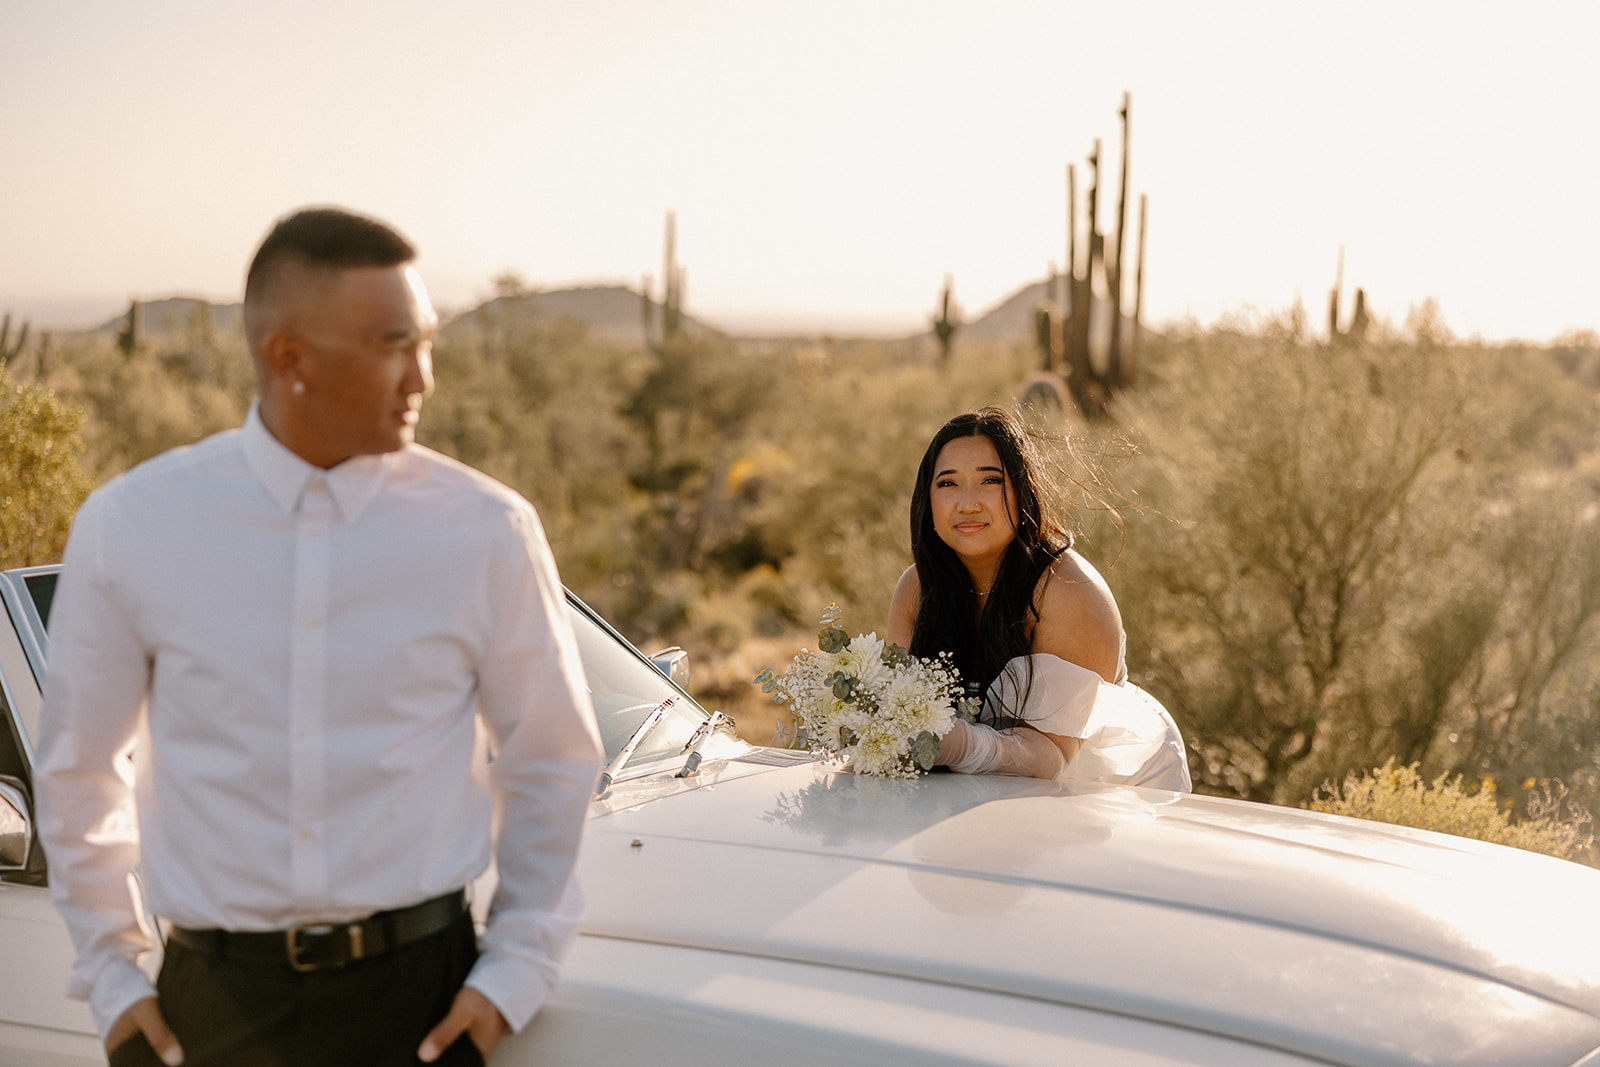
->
[[443, 285, 723, 347], [72, 280, 1131, 349], [86, 286, 721, 348], [959, 277, 1138, 348], [91, 297, 242, 338]]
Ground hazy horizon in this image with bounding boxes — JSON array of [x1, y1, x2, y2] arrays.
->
[[0, 281, 1009, 338]]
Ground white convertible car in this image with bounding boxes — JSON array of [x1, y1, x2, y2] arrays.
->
[[3, 562, 1599, 1066]]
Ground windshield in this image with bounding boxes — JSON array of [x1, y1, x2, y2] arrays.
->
[[22, 571, 55, 629], [564, 598, 709, 772]]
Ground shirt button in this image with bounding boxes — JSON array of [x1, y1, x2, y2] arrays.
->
[[299, 826, 314, 840], [305, 523, 325, 538], [304, 618, 320, 630]]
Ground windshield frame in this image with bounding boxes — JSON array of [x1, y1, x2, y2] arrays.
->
[[562, 592, 725, 782]]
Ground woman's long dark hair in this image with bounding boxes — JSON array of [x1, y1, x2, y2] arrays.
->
[[908, 408, 1074, 724]]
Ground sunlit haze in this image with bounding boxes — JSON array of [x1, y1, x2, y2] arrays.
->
[[2, 0, 1596, 341]]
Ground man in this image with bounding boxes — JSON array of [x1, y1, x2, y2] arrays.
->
[[34, 207, 604, 1065]]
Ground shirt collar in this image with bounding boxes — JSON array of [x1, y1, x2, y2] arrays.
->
[[241, 403, 389, 522]]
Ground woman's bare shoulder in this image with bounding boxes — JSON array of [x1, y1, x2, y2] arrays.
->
[[893, 563, 921, 596], [886, 565, 921, 647], [1031, 550, 1123, 681]]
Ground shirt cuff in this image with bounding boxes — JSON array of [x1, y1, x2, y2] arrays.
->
[[465, 951, 560, 1033], [86, 957, 158, 1042]]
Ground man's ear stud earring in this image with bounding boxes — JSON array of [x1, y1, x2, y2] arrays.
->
[[292, 380, 305, 396]]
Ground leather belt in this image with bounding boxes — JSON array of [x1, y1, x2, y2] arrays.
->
[[168, 889, 468, 973]]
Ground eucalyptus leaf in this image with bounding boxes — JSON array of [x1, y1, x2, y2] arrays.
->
[[819, 626, 850, 653]]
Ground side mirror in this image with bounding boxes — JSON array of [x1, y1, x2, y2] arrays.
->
[[0, 775, 33, 872], [649, 646, 690, 691]]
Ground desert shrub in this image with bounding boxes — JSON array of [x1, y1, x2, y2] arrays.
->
[[27, 334, 250, 477], [1113, 324, 1600, 813], [1467, 342, 1600, 470], [1309, 760, 1594, 862], [0, 369, 91, 568], [1114, 330, 1476, 800]]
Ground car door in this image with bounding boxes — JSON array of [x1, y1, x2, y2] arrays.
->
[[0, 568, 102, 1065]]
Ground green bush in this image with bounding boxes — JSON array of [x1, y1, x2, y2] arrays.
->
[[1309, 759, 1594, 862], [1113, 323, 1600, 812], [0, 369, 90, 568]]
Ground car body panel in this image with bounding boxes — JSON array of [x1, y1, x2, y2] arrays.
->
[[584, 763, 1600, 1067], [0, 875, 98, 1051], [506, 936, 1327, 1066]]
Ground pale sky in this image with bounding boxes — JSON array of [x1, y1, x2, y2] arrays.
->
[[2, 0, 1596, 340]]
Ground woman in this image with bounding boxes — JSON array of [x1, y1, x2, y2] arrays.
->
[[885, 408, 1190, 790]]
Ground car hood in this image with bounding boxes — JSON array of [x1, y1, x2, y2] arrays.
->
[[584, 755, 1600, 1067]]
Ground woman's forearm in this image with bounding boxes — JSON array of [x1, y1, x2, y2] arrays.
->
[[939, 719, 1068, 779]]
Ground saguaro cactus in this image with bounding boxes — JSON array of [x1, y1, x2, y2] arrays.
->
[[1106, 92, 1132, 388], [1129, 193, 1147, 378], [1033, 267, 1057, 374], [1328, 246, 1371, 346], [116, 299, 142, 359], [1052, 94, 1146, 420], [0, 313, 28, 369], [931, 275, 960, 369], [642, 211, 686, 351]]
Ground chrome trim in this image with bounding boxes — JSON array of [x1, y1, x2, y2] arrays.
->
[[0, 777, 32, 871], [565, 592, 699, 707], [0, 570, 46, 774], [648, 646, 690, 689], [0, 566, 54, 685]]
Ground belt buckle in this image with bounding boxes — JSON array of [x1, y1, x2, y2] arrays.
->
[[286, 922, 363, 972]]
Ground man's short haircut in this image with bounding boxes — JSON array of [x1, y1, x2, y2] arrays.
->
[[244, 207, 416, 310]]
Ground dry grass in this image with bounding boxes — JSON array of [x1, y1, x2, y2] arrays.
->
[[1309, 759, 1595, 862]]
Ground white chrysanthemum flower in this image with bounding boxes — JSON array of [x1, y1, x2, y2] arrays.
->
[[801, 696, 853, 749], [877, 666, 955, 735], [834, 632, 890, 692], [851, 722, 910, 778], [811, 648, 847, 678]]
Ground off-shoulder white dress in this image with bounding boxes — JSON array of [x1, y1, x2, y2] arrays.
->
[[983, 648, 1191, 792]]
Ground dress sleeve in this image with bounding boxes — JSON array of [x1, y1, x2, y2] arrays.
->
[[986, 654, 1187, 788]]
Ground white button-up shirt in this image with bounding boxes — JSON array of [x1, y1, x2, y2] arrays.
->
[[34, 406, 603, 1037]]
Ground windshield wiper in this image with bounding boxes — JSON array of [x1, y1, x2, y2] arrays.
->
[[595, 697, 675, 799], [675, 710, 735, 778]]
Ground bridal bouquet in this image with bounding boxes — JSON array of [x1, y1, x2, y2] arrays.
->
[[755, 606, 965, 779]]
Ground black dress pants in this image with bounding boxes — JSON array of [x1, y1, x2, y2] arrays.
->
[[108, 912, 483, 1067]]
